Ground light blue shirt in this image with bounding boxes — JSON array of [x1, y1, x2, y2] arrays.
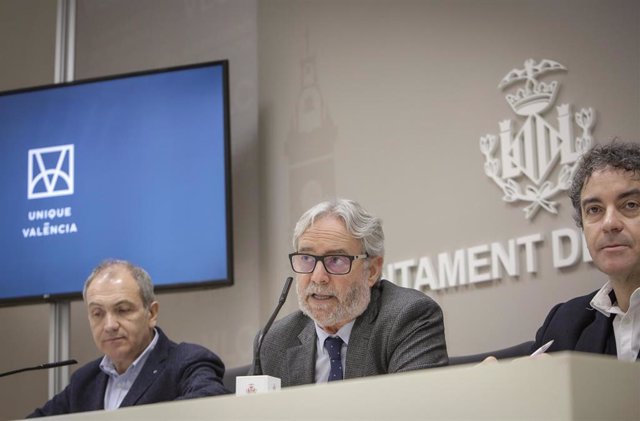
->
[[99, 329, 159, 410], [313, 321, 355, 383]]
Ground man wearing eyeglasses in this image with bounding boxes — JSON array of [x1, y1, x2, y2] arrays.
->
[[250, 199, 448, 385]]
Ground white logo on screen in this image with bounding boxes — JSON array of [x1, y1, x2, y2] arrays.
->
[[28, 144, 75, 200]]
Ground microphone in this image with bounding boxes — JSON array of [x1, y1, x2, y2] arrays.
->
[[0, 359, 77, 378], [253, 276, 293, 375]]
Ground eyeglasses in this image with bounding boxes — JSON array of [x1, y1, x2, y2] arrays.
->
[[289, 253, 369, 275]]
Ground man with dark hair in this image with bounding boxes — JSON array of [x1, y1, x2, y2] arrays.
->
[[28, 259, 228, 417], [250, 199, 448, 385], [532, 142, 640, 360]]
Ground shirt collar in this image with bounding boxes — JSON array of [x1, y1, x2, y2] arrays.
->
[[591, 282, 640, 317], [631, 287, 640, 311], [590, 281, 618, 317], [314, 320, 355, 346], [99, 328, 159, 377]]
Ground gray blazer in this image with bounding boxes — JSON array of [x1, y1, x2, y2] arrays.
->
[[250, 279, 448, 386]]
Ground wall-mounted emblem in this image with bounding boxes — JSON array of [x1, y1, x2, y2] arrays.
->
[[480, 59, 595, 219]]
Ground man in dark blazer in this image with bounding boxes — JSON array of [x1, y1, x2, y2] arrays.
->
[[28, 260, 228, 417], [532, 142, 640, 361], [250, 199, 448, 385]]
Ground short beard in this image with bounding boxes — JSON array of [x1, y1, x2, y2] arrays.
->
[[296, 274, 372, 330]]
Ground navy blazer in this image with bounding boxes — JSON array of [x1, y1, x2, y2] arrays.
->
[[28, 327, 228, 417], [532, 290, 621, 357]]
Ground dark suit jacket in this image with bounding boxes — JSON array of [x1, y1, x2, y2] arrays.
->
[[28, 327, 228, 417], [250, 279, 448, 386], [532, 289, 620, 357]]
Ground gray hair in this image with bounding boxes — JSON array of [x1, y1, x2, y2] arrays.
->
[[570, 141, 640, 228], [83, 259, 156, 308], [292, 198, 385, 258]]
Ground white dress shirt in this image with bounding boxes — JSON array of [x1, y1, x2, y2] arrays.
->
[[591, 282, 640, 362]]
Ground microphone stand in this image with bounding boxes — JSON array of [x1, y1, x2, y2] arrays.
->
[[0, 359, 78, 378], [253, 277, 293, 375]]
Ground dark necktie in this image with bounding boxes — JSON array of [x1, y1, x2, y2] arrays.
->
[[324, 336, 344, 382]]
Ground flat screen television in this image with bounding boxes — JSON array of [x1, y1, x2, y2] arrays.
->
[[0, 60, 233, 305]]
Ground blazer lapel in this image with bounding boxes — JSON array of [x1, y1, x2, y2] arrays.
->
[[285, 321, 316, 386], [120, 331, 170, 407], [85, 371, 109, 411], [345, 285, 381, 378], [575, 310, 615, 355]]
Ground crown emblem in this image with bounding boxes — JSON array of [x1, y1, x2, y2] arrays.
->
[[479, 58, 596, 220], [499, 58, 566, 116]]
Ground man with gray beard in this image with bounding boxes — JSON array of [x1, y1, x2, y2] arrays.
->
[[249, 199, 448, 386]]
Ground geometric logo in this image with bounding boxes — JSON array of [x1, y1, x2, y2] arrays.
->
[[27, 144, 75, 200]]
